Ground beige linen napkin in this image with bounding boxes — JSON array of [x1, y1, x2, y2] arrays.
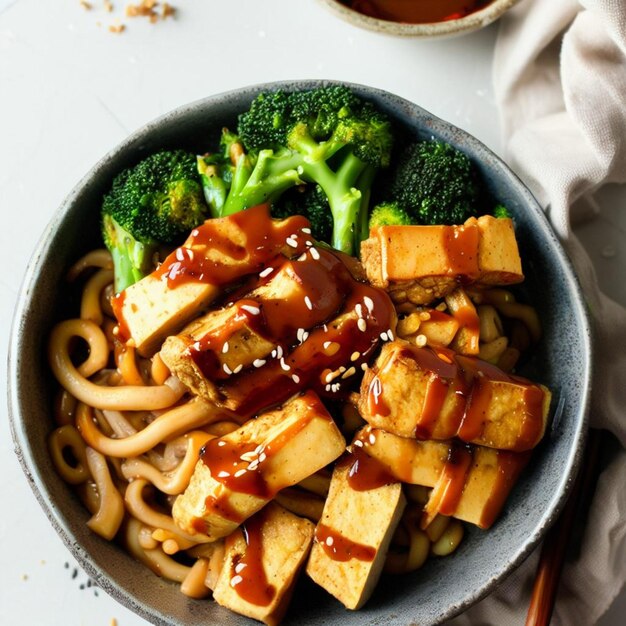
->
[[450, 0, 626, 624]]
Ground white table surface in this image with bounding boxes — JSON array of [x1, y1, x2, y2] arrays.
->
[[1, 1, 624, 625]]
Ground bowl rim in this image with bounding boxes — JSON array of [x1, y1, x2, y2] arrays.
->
[[317, 0, 521, 37], [8, 79, 593, 626]]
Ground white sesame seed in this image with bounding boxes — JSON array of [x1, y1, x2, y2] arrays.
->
[[323, 324, 328, 332], [217, 441, 226, 447], [230, 575, 243, 587], [350, 351, 360, 361], [241, 304, 261, 316], [325, 372, 335, 384], [292, 374, 300, 384], [380, 331, 389, 342], [323, 341, 332, 349], [248, 460, 259, 471], [363, 296, 374, 313], [304, 296, 313, 310], [259, 266, 273, 278], [387, 329, 394, 340], [258, 452, 267, 463], [301, 331, 309, 342], [310, 247, 320, 260], [235, 562, 246, 574], [339, 366, 346, 373], [223, 363, 232, 375], [286, 237, 298, 248], [326, 536, 334, 546], [280, 358, 291, 371], [361, 363, 368, 371], [271, 349, 277, 358], [191, 229, 199, 237], [193, 341, 202, 351], [234, 469, 247, 478], [415, 334, 427, 347], [217, 470, 230, 478], [355, 303, 363, 318], [276, 345, 284, 359], [254, 444, 264, 454], [222, 342, 229, 353], [187, 249, 195, 261], [176, 248, 185, 261], [297, 328, 305, 343], [305, 240, 313, 247], [253, 358, 266, 368], [301, 227, 312, 235], [325, 384, 331, 392], [369, 433, 377, 445], [357, 318, 367, 332], [240, 451, 256, 462], [332, 383, 341, 392], [353, 439, 364, 448], [233, 364, 243, 374]]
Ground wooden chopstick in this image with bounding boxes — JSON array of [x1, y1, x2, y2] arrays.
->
[[525, 428, 603, 626]]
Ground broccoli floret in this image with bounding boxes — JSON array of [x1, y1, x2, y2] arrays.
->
[[102, 150, 208, 292], [369, 201, 411, 229], [493, 203, 512, 219], [272, 184, 334, 242], [385, 140, 480, 226], [208, 86, 393, 255]]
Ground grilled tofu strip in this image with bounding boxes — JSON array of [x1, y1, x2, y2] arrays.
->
[[160, 249, 348, 403], [112, 204, 313, 356], [172, 392, 345, 540], [359, 340, 550, 452], [360, 216, 523, 305], [350, 426, 530, 529], [213, 503, 314, 626], [306, 464, 405, 610]]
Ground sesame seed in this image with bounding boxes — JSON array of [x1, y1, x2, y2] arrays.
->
[[259, 267, 274, 278], [231, 575, 243, 587], [280, 358, 291, 371], [301, 227, 312, 235], [380, 331, 388, 341], [350, 351, 360, 361], [297, 328, 306, 343], [271, 349, 277, 358], [286, 237, 298, 248], [222, 342, 229, 353], [248, 460, 259, 471], [218, 470, 230, 478], [223, 363, 232, 375], [361, 363, 368, 371], [369, 433, 377, 445], [332, 383, 341, 392], [326, 536, 334, 546], [353, 439, 364, 448], [276, 345, 284, 359], [419, 311, 431, 321], [241, 304, 261, 316], [415, 334, 427, 347], [387, 329, 394, 340], [357, 318, 367, 332], [175, 248, 185, 261], [253, 359, 266, 368], [325, 372, 336, 384], [240, 451, 256, 462], [325, 384, 331, 392], [233, 364, 243, 374], [310, 247, 320, 260], [355, 303, 363, 318], [192, 341, 202, 351], [217, 441, 226, 447], [234, 469, 247, 478], [191, 229, 199, 237], [304, 296, 313, 310], [258, 452, 267, 463], [305, 240, 313, 247], [292, 374, 301, 384], [254, 444, 264, 454], [235, 562, 246, 574], [363, 296, 374, 313], [342, 366, 356, 379]]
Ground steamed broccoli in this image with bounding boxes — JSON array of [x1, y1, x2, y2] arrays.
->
[[203, 86, 393, 255], [368, 201, 411, 228], [493, 203, 512, 219], [379, 140, 480, 226], [272, 184, 334, 242], [102, 150, 208, 293]]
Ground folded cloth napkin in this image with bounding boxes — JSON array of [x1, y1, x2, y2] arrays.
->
[[450, 0, 626, 624]]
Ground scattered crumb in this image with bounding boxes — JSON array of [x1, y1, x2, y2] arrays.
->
[[162, 2, 175, 18], [77, 0, 175, 33], [104, 0, 114, 12], [80, 0, 93, 10], [109, 22, 126, 33], [21, 574, 28, 581], [110, 619, 118, 626]]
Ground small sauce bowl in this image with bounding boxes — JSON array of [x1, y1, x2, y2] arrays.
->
[[319, 0, 519, 37]]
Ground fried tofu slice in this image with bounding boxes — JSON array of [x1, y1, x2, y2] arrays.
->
[[213, 503, 314, 626], [160, 250, 347, 403], [306, 464, 405, 610], [359, 341, 550, 452], [360, 216, 523, 305], [173, 392, 345, 540], [112, 204, 312, 356], [351, 427, 529, 529]]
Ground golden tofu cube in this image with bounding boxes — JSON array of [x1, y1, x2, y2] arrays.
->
[[353, 427, 529, 529], [476, 216, 523, 285], [359, 341, 550, 451], [213, 502, 314, 626], [306, 464, 405, 610], [173, 392, 345, 540]]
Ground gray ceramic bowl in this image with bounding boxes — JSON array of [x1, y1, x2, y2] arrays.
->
[[9, 80, 592, 626], [318, 0, 520, 38]]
